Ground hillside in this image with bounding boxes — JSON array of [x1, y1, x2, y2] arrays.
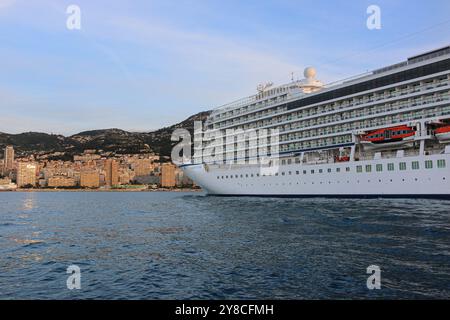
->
[[0, 111, 211, 159]]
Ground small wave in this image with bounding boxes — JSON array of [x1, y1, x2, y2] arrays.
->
[[0, 222, 16, 227], [11, 238, 44, 246], [144, 226, 188, 234]]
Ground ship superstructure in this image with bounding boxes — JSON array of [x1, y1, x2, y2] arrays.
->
[[182, 46, 450, 197]]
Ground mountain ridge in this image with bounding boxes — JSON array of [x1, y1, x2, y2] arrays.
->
[[0, 111, 210, 159]]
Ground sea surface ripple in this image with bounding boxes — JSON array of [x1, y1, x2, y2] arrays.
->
[[0, 192, 449, 299]]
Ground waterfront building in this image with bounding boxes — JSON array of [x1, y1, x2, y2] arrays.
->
[[2, 146, 15, 174], [132, 159, 154, 177], [74, 154, 101, 162], [105, 159, 119, 186], [47, 176, 76, 188], [17, 162, 37, 188], [80, 171, 100, 188], [0, 177, 17, 191], [161, 163, 176, 187]]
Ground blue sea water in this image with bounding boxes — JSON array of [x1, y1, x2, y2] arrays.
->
[[0, 191, 449, 299]]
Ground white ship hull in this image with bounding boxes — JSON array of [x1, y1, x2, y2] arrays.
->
[[182, 153, 450, 198]]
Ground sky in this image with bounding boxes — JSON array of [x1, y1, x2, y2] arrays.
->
[[0, 0, 449, 135]]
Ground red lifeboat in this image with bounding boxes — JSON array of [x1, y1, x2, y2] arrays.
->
[[360, 125, 416, 150], [361, 125, 416, 143], [334, 155, 350, 162], [435, 125, 450, 141]]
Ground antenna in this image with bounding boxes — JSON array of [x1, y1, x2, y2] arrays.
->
[[291, 72, 294, 82]]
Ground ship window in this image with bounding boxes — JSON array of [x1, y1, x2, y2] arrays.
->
[[412, 161, 420, 170], [245, 174, 248, 178], [425, 160, 433, 169], [336, 168, 341, 172], [437, 159, 446, 168], [388, 163, 394, 171], [399, 162, 407, 171], [357, 165, 363, 173], [376, 164, 383, 172], [287, 159, 292, 165], [365, 165, 372, 172], [289, 171, 292, 175], [328, 168, 332, 173], [251, 174, 254, 177], [226, 175, 229, 179], [346, 167, 350, 172], [240, 175, 243, 178], [282, 172, 285, 176], [303, 170, 307, 174], [296, 171, 300, 175], [319, 169, 323, 173], [295, 158, 301, 164], [282, 160, 286, 165], [311, 170, 315, 174]]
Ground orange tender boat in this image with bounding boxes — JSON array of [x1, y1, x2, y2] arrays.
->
[[362, 125, 415, 143], [435, 125, 450, 141]]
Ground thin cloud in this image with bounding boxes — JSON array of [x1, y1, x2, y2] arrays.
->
[[0, 0, 15, 9]]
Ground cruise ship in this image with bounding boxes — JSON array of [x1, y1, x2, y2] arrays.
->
[[181, 46, 450, 198]]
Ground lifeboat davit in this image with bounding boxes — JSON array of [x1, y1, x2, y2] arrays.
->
[[435, 125, 450, 142], [360, 125, 416, 150]]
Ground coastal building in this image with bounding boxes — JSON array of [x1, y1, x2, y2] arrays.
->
[[161, 163, 176, 187], [105, 159, 119, 187], [48, 176, 76, 188], [0, 177, 17, 191], [80, 171, 100, 188], [2, 146, 15, 174], [0, 177, 12, 185], [132, 159, 154, 176], [74, 153, 101, 162], [17, 162, 37, 188]]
